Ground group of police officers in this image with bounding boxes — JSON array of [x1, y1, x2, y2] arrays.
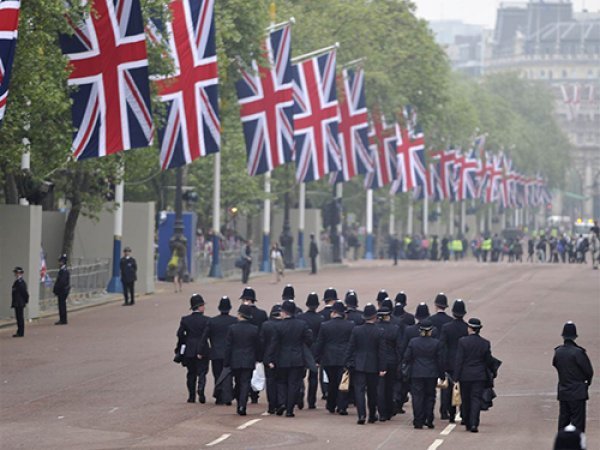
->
[[174, 284, 500, 432]]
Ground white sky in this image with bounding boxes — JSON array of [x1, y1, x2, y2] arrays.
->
[[412, 0, 600, 28]]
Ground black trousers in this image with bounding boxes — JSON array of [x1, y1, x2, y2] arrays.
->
[[57, 292, 68, 324], [310, 257, 317, 274], [411, 377, 437, 426], [559, 399, 587, 432], [353, 371, 379, 420], [440, 372, 454, 419], [122, 281, 135, 304], [378, 367, 396, 419], [242, 263, 251, 284], [276, 367, 304, 414], [460, 380, 485, 429], [14, 306, 24, 336], [232, 368, 253, 410], [184, 357, 209, 400], [211, 359, 227, 403], [265, 366, 278, 412], [325, 366, 348, 412]]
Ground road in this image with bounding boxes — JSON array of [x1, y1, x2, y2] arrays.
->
[[0, 260, 598, 450]]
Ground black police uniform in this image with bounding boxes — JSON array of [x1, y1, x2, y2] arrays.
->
[[248, 304, 268, 330], [53, 264, 70, 324], [119, 255, 137, 305], [298, 309, 324, 409], [439, 318, 468, 420], [400, 323, 439, 359], [454, 334, 493, 431], [552, 340, 594, 432], [346, 307, 364, 326], [309, 239, 319, 274], [260, 317, 281, 413], [376, 319, 402, 421], [207, 312, 237, 403], [404, 335, 443, 428], [11, 275, 29, 337], [344, 322, 386, 423], [224, 320, 259, 414], [176, 311, 210, 402]]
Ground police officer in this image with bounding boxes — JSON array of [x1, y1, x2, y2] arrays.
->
[[552, 322, 594, 432], [454, 318, 494, 432], [239, 287, 266, 404], [430, 293, 452, 331], [400, 303, 439, 358], [376, 303, 402, 421], [314, 300, 354, 415], [319, 287, 338, 321], [344, 290, 363, 325], [344, 303, 386, 425], [403, 319, 443, 429], [439, 299, 468, 422], [394, 292, 415, 326], [282, 284, 295, 301], [375, 289, 388, 308], [309, 234, 319, 274], [224, 304, 259, 416], [119, 246, 137, 306], [175, 294, 210, 403], [11, 267, 29, 338], [299, 292, 324, 409], [207, 296, 237, 404], [260, 304, 282, 414], [266, 300, 312, 417], [53, 254, 70, 325]]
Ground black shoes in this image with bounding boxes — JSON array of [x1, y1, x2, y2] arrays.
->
[[285, 412, 295, 418], [187, 397, 195, 403], [449, 417, 456, 423], [276, 406, 285, 416], [237, 407, 247, 416], [12, 334, 23, 338], [357, 417, 366, 425], [338, 410, 348, 416], [308, 405, 316, 410], [198, 394, 206, 404], [297, 400, 304, 410], [470, 427, 479, 433], [54, 321, 67, 325], [414, 424, 423, 429], [368, 416, 378, 424], [426, 422, 435, 429]]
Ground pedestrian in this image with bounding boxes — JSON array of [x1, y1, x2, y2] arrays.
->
[[207, 296, 237, 405], [441, 236, 450, 261], [175, 294, 210, 403], [120, 246, 137, 306], [454, 318, 494, 433], [169, 241, 186, 293], [403, 319, 444, 429], [241, 240, 253, 284], [53, 254, 70, 325], [376, 304, 402, 422], [430, 235, 439, 261], [439, 299, 468, 423], [344, 303, 387, 425], [11, 266, 29, 338], [315, 300, 354, 415], [270, 243, 284, 283], [224, 304, 259, 416], [309, 233, 319, 274], [266, 300, 312, 417], [552, 322, 594, 432], [344, 290, 363, 325], [260, 305, 282, 414], [298, 292, 324, 410], [390, 235, 399, 265]]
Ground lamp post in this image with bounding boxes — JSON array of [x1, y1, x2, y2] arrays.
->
[[169, 167, 188, 281], [280, 189, 295, 269]]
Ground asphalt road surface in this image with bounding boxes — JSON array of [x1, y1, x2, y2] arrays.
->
[[1, 260, 598, 450]]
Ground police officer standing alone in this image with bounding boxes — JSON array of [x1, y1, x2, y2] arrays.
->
[[11, 267, 29, 337], [224, 304, 259, 416], [175, 294, 210, 403], [552, 322, 594, 432], [207, 296, 237, 404], [119, 247, 137, 306], [309, 234, 319, 274], [53, 254, 70, 325]]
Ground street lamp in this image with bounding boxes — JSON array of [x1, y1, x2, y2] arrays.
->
[[169, 167, 188, 282]]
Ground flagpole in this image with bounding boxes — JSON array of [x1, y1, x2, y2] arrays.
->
[[342, 57, 366, 68], [449, 202, 455, 236], [423, 195, 429, 236], [335, 183, 343, 262], [389, 196, 395, 236], [209, 152, 222, 277], [297, 182, 306, 268], [487, 206, 492, 233], [291, 42, 339, 64], [460, 201, 466, 236], [407, 198, 414, 235], [261, 173, 271, 272], [365, 189, 374, 259], [107, 164, 124, 293]]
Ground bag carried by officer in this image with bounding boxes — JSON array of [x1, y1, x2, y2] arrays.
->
[[452, 382, 462, 407], [339, 369, 350, 392], [251, 362, 266, 392]]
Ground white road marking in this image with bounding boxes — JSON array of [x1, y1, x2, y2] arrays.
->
[[237, 418, 262, 430], [108, 407, 119, 414], [427, 439, 444, 450], [206, 434, 231, 447], [440, 424, 455, 435]]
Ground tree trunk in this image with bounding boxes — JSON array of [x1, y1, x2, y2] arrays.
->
[[62, 202, 81, 258]]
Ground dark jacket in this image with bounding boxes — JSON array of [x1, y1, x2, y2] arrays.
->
[[119, 256, 137, 283], [319, 305, 333, 322], [346, 308, 364, 326], [259, 318, 280, 362], [224, 320, 259, 370], [400, 322, 439, 359], [344, 322, 386, 373], [53, 265, 70, 296], [454, 334, 493, 383], [439, 318, 469, 372], [429, 311, 452, 332], [207, 313, 237, 360], [298, 310, 324, 352], [314, 316, 354, 367], [11, 277, 29, 309], [176, 312, 210, 359], [552, 340, 594, 401], [309, 241, 319, 258], [248, 305, 268, 330], [267, 317, 312, 368], [377, 320, 403, 366], [404, 335, 443, 379]]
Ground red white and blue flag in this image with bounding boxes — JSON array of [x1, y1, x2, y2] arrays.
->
[[334, 67, 372, 183], [293, 50, 342, 182], [365, 112, 396, 190], [237, 24, 293, 176], [485, 153, 504, 204], [428, 160, 445, 202], [151, 0, 219, 170], [391, 120, 410, 193], [0, 0, 20, 127], [61, 0, 153, 160], [455, 149, 479, 201], [407, 123, 429, 198]]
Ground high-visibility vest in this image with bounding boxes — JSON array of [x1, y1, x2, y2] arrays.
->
[[455, 239, 464, 252], [482, 239, 492, 251]]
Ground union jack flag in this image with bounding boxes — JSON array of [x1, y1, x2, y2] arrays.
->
[[365, 112, 395, 190], [391, 120, 411, 193], [237, 24, 293, 176], [293, 50, 341, 183], [61, 0, 153, 160], [151, 0, 219, 170], [407, 124, 429, 198], [431, 147, 458, 201], [0, 0, 19, 127], [428, 160, 445, 202], [455, 149, 479, 201], [485, 153, 504, 205], [334, 67, 372, 183]]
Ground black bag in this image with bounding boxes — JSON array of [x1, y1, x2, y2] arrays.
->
[[481, 387, 496, 411], [173, 353, 184, 364], [235, 257, 246, 269]]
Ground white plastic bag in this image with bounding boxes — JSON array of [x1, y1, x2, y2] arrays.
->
[[251, 362, 266, 392]]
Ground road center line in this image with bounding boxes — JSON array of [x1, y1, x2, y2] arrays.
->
[[427, 439, 444, 450], [206, 433, 231, 447], [108, 407, 119, 414], [237, 418, 262, 430], [440, 424, 455, 435]]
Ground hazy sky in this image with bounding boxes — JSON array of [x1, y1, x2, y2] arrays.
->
[[412, 0, 600, 28]]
